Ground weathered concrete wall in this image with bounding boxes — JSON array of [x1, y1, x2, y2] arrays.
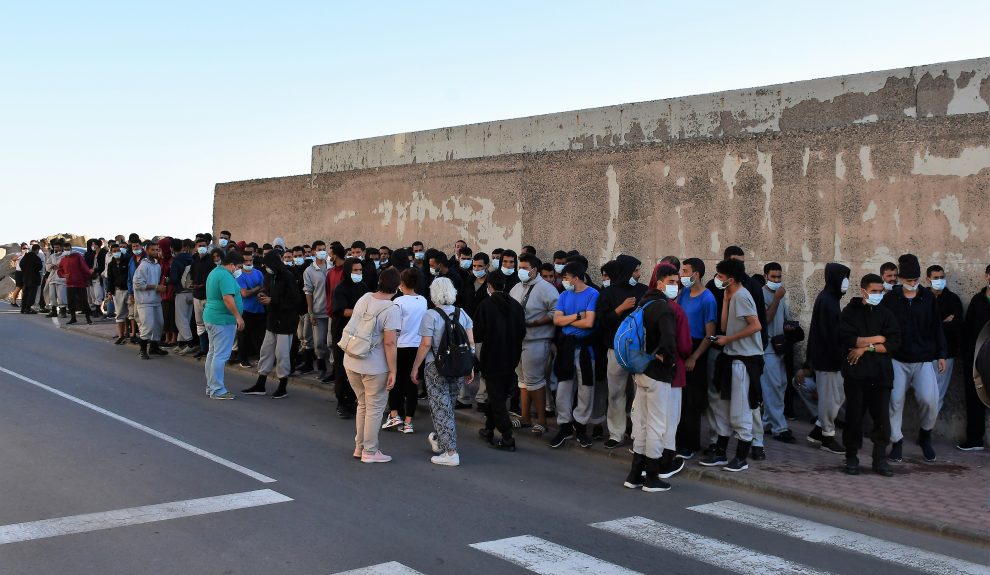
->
[[215, 58, 990, 441]]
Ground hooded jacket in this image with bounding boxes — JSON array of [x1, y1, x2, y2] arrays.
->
[[157, 238, 174, 302], [964, 287, 990, 364], [107, 256, 129, 291], [19, 251, 43, 287], [169, 251, 194, 294], [880, 285, 947, 363], [639, 289, 678, 384], [934, 288, 964, 358], [473, 291, 526, 378], [132, 257, 162, 307], [330, 262, 370, 343], [262, 252, 300, 335], [190, 252, 214, 300], [807, 263, 850, 372], [839, 296, 902, 386], [597, 255, 648, 350], [57, 252, 93, 289]]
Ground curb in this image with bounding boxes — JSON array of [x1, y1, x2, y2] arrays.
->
[[59, 319, 990, 546]]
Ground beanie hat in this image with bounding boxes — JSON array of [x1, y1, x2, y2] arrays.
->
[[897, 254, 921, 279]]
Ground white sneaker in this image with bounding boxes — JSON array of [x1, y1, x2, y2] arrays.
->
[[428, 432, 441, 454], [381, 416, 402, 430], [431, 452, 460, 466]]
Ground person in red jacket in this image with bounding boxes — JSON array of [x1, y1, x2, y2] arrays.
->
[[58, 241, 93, 325]]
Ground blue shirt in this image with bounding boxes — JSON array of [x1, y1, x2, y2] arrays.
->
[[236, 268, 265, 314], [558, 286, 599, 338], [677, 288, 717, 339]]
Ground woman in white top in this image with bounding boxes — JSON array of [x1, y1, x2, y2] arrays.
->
[[412, 277, 475, 466], [341, 268, 401, 463], [382, 269, 428, 434]]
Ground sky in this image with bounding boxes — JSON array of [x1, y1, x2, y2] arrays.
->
[[2, 1, 987, 244]]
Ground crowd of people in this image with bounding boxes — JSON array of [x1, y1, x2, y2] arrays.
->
[[6, 233, 989, 491]]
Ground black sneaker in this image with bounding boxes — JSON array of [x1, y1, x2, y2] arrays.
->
[[336, 406, 353, 419], [604, 438, 623, 449], [623, 471, 644, 489], [723, 457, 749, 472], [702, 442, 717, 456], [956, 440, 985, 451], [751, 447, 767, 460], [241, 385, 266, 395], [888, 440, 903, 462], [807, 425, 824, 445], [478, 428, 495, 443], [114, 336, 127, 345], [138, 349, 150, 360], [675, 448, 694, 460], [772, 430, 796, 443], [641, 477, 671, 492], [844, 456, 860, 475], [658, 457, 684, 479], [239, 361, 254, 369], [820, 437, 845, 455], [454, 401, 472, 410], [549, 428, 574, 448], [192, 350, 206, 359], [920, 440, 936, 462], [320, 372, 335, 383], [271, 388, 287, 399], [698, 452, 728, 467], [475, 402, 489, 413], [591, 425, 606, 440], [575, 429, 592, 448]]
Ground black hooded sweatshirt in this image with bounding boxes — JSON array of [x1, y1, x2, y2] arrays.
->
[[330, 264, 370, 343], [597, 255, 648, 350], [839, 296, 902, 387], [807, 263, 850, 372], [262, 252, 300, 335], [880, 285, 947, 363], [964, 287, 990, 363], [934, 288, 964, 358], [639, 289, 678, 383], [473, 291, 526, 378]]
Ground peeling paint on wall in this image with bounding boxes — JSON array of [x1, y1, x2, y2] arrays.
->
[[333, 209, 356, 223], [602, 165, 620, 264], [932, 195, 975, 241], [721, 152, 746, 200], [801, 147, 811, 177], [859, 146, 875, 181], [835, 152, 847, 180], [862, 200, 878, 222], [756, 151, 774, 232], [911, 146, 990, 177]]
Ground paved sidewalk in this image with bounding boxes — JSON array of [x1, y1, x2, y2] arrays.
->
[[55, 315, 990, 545]]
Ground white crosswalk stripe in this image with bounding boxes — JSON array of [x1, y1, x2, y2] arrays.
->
[[688, 500, 990, 575], [591, 516, 833, 575], [332, 561, 426, 575], [470, 535, 643, 575]]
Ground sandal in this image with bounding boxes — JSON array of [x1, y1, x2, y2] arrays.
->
[[511, 418, 532, 429], [530, 424, 547, 436]]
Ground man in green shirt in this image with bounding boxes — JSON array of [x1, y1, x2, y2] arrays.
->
[[203, 252, 245, 399]]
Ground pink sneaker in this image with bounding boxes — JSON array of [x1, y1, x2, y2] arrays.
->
[[361, 450, 392, 463]]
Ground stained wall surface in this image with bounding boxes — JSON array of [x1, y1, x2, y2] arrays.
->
[[215, 58, 990, 440]]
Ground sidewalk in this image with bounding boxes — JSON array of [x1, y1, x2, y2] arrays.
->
[[58, 315, 990, 545]]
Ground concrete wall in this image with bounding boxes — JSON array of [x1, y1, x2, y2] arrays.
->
[[215, 58, 990, 441]]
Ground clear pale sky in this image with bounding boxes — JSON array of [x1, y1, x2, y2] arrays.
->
[[2, 1, 987, 244]]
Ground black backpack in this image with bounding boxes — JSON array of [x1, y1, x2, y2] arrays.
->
[[433, 308, 474, 378]]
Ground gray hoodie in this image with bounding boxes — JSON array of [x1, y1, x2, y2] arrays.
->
[[132, 258, 162, 307]]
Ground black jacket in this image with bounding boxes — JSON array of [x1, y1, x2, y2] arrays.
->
[[597, 255, 648, 350], [639, 290, 678, 383], [19, 251, 43, 287], [290, 265, 308, 315], [474, 292, 526, 378], [190, 253, 214, 300], [879, 285, 947, 363], [168, 252, 193, 294], [934, 288, 964, 358], [807, 263, 850, 372], [331, 273, 370, 343], [458, 275, 489, 318], [964, 287, 990, 362], [107, 257, 129, 291], [839, 297, 902, 387], [262, 253, 300, 335]]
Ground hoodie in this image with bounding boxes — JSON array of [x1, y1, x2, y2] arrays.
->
[[169, 251, 194, 294], [807, 263, 850, 371], [597, 255, 648, 350], [638, 289, 678, 384], [330, 260, 370, 343], [58, 251, 92, 289], [880, 285, 947, 363], [839, 296, 902, 386], [262, 252, 300, 335], [473, 291, 527, 378], [934, 288, 964, 358], [157, 238, 174, 302]]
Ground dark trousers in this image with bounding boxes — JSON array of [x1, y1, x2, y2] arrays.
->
[[675, 340, 709, 452], [39, 273, 49, 307], [842, 382, 891, 453], [331, 336, 355, 408], [388, 347, 418, 418], [963, 354, 987, 443], [20, 285, 38, 312], [484, 373, 515, 438], [238, 312, 266, 363], [67, 287, 90, 318]]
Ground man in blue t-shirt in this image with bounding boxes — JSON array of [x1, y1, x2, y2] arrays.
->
[[675, 257, 718, 458], [549, 262, 600, 449], [235, 253, 266, 368]]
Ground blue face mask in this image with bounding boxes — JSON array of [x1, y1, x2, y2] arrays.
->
[[866, 292, 884, 306], [293, 257, 305, 266], [219, 238, 229, 248], [374, 260, 381, 270], [350, 273, 363, 283], [197, 246, 208, 256], [517, 269, 531, 283], [112, 252, 122, 259], [628, 277, 637, 287], [316, 250, 328, 260], [930, 279, 946, 291], [473, 269, 486, 278], [132, 247, 143, 255]]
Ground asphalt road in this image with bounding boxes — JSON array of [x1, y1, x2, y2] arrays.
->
[[0, 311, 987, 575]]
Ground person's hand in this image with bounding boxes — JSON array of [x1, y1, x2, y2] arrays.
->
[[944, 315, 955, 323], [309, 314, 317, 327], [937, 359, 947, 373], [386, 372, 396, 391], [616, 297, 636, 314], [653, 354, 665, 364], [847, 347, 867, 365], [465, 369, 474, 386], [714, 335, 729, 347], [774, 285, 787, 300], [411, 369, 419, 385], [258, 295, 271, 305], [155, 285, 166, 293], [685, 356, 697, 372], [235, 316, 245, 331]]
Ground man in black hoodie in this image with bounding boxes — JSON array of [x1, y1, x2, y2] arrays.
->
[[329, 257, 371, 416], [926, 265, 964, 412], [597, 254, 647, 449], [242, 250, 300, 399], [881, 254, 947, 462], [189, 236, 215, 359], [839, 274, 901, 476], [806, 262, 851, 454], [958, 264, 990, 451]]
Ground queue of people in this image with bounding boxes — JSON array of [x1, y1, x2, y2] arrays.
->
[[6, 235, 989, 488]]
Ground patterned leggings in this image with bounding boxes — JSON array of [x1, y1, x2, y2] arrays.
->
[[425, 361, 464, 453]]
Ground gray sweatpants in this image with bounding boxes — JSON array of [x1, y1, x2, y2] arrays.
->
[[890, 360, 939, 442], [193, 297, 207, 336], [711, 361, 755, 442], [313, 316, 330, 360], [815, 370, 845, 437], [606, 348, 633, 442], [137, 305, 163, 341], [258, 331, 293, 379], [297, 316, 313, 351], [174, 292, 194, 342], [556, 348, 595, 426], [458, 343, 487, 404]]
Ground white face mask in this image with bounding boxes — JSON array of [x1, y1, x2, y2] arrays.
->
[[602, 279, 611, 288], [284, 260, 294, 267], [501, 267, 514, 276], [197, 246, 208, 256], [562, 280, 575, 291], [628, 277, 637, 287], [766, 281, 783, 291], [903, 282, 919, 292], [459, 259, 471, 270], [840, 277, 850, 293], [930, 279, 946, 291], [554, 263, 565, 274], [866, 292, 884, 306], [243, 265, 254, 272], [233, 268, 243, 279], [713, 277, 728, 290], [663, 284, 679, 299], [883, 281, 894, 291], [473, 269, 486, 279], [112, 252, 122, 259], [680, 276, 694, 288], [414, 251, 424, 260], [429, 267, 439, 277], [350, 273, 363, 283], [517, 269, 531, 283]]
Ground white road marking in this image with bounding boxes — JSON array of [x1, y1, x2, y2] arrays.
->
[[332, 562, 426, 575], [470, 535, 642, 575], [591, 516, 832, 575], [689, 500, 990, 575], [0, 365, 277, 483], [0, 489, 291, 545]]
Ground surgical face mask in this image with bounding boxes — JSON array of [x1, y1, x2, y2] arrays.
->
[[840, 277, 850, 293], [356, 255, 364, 261], [284, 260, 294, 267], [459, 259, 471, 270], [931, 279, 946, 291], [306, 256, 315, 262], [316, 250, 328, 260], [663, 284, 679, 299], [554, 263, 565, 274], [197, 246, 208, 256], [490, 262, 499, 272], [414, 251, 425, 260], [381, 258, 389, 265], [350, 273, 363, 283], [219, 238, 229, 248], [429, 267, 440, 277], [628, 277, 637, 287], [680, 276, 694, 288], [243, 264, 254, 272], [713, 277, 728, 290], [473, 269, 486, 279], [883, 281, 894, 291], [233, 268, 243, 279], [866, 292, 884, 306], [293, 257, 305, 266], [132, 247, 143, 255], [766, 281, 783, 291], [562, 280, 575, 292], [602, 279, 611, 288], [112, 252, 122, 259], [903, 282, 919, 292], [517, 269, 531, 283], [501, 267, 514, 276], [122, 247, 130, 254]]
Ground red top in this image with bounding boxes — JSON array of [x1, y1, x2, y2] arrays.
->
[[325, 265, 344, 316], [58, 252, 93, 288], [669, 300, 694, 388], [157, 238, 174, 302]]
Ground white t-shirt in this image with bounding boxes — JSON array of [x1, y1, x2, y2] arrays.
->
[[395, 294, 428, 349]]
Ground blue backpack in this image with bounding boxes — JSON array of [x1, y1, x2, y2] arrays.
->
[[613, 300, 656, 373]]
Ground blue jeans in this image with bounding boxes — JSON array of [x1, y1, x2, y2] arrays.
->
[[760, 351, 788, 434], [205, 322, 236, 396]]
